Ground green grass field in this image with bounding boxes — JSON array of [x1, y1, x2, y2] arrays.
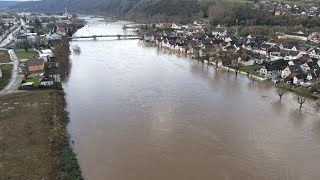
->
[[239, 65, 256, 73], [0, 50, 11, 63], [0, 64, 13, 90], [26, 77, 40, 87], [15, 49, 37, 59]]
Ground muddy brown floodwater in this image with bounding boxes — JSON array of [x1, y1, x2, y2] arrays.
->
[[64, 17, 320, 180]]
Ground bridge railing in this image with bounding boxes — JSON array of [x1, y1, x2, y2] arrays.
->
[[70, 34, 139, 39]]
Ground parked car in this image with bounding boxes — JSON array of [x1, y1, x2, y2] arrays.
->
[[20, 82, 34, 89]]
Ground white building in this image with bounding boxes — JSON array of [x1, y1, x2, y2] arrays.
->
[[38, 49, 54, 61]]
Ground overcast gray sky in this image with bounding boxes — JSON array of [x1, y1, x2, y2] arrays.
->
[[0, 0, 34, 1]]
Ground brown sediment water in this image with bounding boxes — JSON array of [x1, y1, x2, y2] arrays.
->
[[65, 17, 320, 180]]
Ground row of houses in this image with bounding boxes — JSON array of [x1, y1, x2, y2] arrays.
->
[[16, 13, 73, 88], [0, 15, 19, 43], [143, 23, 320, 87], [261, 1, 320, 17], [23, 56, 61, 88], [16, 33, 62, 47], [15, 12, 79, 49]]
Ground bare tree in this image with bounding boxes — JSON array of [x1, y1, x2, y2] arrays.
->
[[22, 40, 30, 52], [232, 64, 241, 77], [54, 37, 70, 80], [219, 49, 237, 66], [276, 83, 291, 101], [208, 0, 227, 25], [297, 95, 306, 110], [276, 87, 285, 101], [296, 88, 308, 110]]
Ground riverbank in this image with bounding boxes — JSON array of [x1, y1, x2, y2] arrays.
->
[[143, 40, 320, 101], [0, 20, 82, 178], [143, 41, 267, 81], [0, 90, 82, 179]]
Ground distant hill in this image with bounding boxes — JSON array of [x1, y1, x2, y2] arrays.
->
[[10, 0, 210, 23], [0, 1, 21, 9], [10, 0, 141, 14], [126, 0, 208, 23]]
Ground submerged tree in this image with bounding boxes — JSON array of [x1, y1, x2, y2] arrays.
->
[[232, 64, 241, 77], [297, 95, 306, 110], [296, 87, 308, 110], [275, 83, 288, 101], [276, 87, 285, 101]]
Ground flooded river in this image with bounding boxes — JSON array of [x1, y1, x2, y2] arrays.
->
[[65, 17, 320, 180]]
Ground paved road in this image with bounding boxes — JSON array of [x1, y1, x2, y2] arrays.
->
[[0, 26, 20, 47], [0, 62, 14, 65], [0, 49, 23, 95], [0, 24, 24, 96]]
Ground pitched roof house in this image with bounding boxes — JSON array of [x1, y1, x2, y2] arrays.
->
[[44, 65, 61, 82], [281, 65, 302, 78], [57, 27, 66, 35], [40, 75, 54, 86], [260, 60, 288, 78], [27, 59, 45, 72]]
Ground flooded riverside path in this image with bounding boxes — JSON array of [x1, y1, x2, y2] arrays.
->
[[65, 17, 320, 180]]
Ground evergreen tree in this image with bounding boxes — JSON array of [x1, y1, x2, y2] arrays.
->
[[67, 28, 73, 37]]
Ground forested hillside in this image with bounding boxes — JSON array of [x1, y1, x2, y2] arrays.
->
[[10, 0, 317, 25], [11, 0, 141, 14], [126, 0, 210, 23], [0, 1, 20, 9], [10, 0, 211, 23]]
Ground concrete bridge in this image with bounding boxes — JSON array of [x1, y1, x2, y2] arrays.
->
[[70, 34, 140, 40]]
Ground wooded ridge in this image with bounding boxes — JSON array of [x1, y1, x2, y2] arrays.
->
[[10, 0, 211, 23]]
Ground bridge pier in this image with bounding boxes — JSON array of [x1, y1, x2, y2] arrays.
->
[[93, 35, 96, 40], [117, 34, 121, 40]]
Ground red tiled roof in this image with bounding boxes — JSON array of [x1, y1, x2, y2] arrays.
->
[[274, 38, 288, 45], [59, 28, 65, 33]]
